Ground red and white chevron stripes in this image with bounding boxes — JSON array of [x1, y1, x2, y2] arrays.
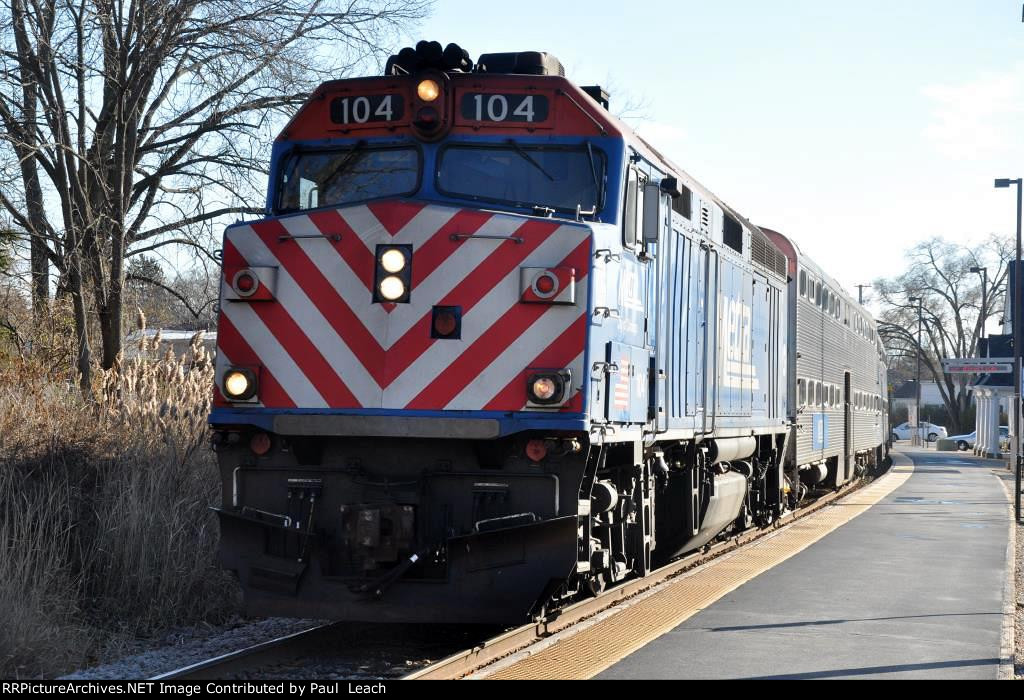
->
[[214, 201, 591, 412]]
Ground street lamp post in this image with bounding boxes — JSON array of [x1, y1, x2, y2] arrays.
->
[[969, 266, 988, 340], [995, 177, 1022, 521], [909, 295, 923, 447], [856, 284, 872, 305]]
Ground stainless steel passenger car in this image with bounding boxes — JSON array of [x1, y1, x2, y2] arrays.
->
[[764, 230, 888, 494]]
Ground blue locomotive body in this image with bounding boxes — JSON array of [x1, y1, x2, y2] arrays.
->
[[210, 43, 883, 623]]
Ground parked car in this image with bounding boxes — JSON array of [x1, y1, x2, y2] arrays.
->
[[947, 426, 1010, 451], [891, 421, 948, 443]]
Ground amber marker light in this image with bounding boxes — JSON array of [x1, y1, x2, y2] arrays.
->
[[417, 78, 440, 102]]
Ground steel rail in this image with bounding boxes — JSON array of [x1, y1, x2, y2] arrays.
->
[[150, 622, 343, 680]]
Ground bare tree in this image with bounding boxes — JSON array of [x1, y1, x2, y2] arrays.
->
[[875, 235, 1012, 433], [0, 221, 14, 273], [0, 0, 429, 392]]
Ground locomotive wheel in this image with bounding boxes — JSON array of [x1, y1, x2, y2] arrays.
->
[[584, 573, 606, 597]]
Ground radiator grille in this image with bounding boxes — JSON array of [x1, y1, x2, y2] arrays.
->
[[751, 229, 788, 280]]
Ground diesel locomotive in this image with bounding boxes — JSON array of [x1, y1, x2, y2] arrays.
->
[[210, 41, 888, 624]]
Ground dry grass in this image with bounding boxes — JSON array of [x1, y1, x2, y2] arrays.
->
[[0, 330, 240, 678]]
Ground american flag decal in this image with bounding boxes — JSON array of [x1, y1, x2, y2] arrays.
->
[[613, 356, 631, 411], [214, 201, 590, 413]]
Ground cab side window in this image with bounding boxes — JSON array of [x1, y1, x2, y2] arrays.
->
[[624, 168, 638, 248], [623, 166, 646, 251]]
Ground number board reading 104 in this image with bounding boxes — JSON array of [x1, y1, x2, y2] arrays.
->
[[460, 93, 550, 123], [330, 94, 404, 125]]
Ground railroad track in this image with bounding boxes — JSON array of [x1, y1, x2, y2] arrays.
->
[[153, 465, 885, 681], [150, 622, 493, 680]]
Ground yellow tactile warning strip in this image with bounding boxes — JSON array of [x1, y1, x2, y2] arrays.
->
[[477, 460, 915, 680]]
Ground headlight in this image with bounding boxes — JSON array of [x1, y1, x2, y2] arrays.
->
[[531, 376, 558, 401], [417, 78, 440, 102], [223, 368, 257, 401], [373, 243, 412, 303], [527, 371, 569, 406], [380, 248, 407, 273], [378, 276, 406, 301]]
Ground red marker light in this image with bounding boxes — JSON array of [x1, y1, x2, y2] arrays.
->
[[414, 106, 439, 131], [526, 439, 547, 462], [232, 269, 260, 297], [535, 274, 555, 294], [433, 310, 458, 337], [250, 432, 272, 456]]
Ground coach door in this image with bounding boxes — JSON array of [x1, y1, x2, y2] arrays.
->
[[843, 372, 852, 483]]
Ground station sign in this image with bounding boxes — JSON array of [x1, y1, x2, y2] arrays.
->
[[941, 357, 1014, 374]]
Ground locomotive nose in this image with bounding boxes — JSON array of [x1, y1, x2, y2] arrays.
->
[[215, 199, 590, 413]]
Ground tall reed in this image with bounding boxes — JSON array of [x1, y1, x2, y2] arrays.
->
[[0, 331, 239, 678]]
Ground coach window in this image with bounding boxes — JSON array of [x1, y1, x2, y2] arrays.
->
[[798, 378, 806, 407], [799, 270, 806, 296], [815, 381, 822, 407]]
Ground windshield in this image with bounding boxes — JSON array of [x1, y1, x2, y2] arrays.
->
[[277, 146, 419, 212], [437, 144, 604, 213]]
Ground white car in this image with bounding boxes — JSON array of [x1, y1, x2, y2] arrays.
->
[[947, 426, 1009, 451], [891, 421, 948, 443]]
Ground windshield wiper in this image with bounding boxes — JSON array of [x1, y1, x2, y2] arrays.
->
[[585, 141, 601, 197], [323, 139, 367, 189], [506, 139, 554, 182]]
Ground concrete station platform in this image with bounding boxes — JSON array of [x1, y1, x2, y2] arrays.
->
[[478, 449, 1016, 680], [596, 449, 1016, 680]]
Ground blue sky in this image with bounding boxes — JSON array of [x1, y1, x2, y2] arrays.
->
[[414, 1, 1024, 305]]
